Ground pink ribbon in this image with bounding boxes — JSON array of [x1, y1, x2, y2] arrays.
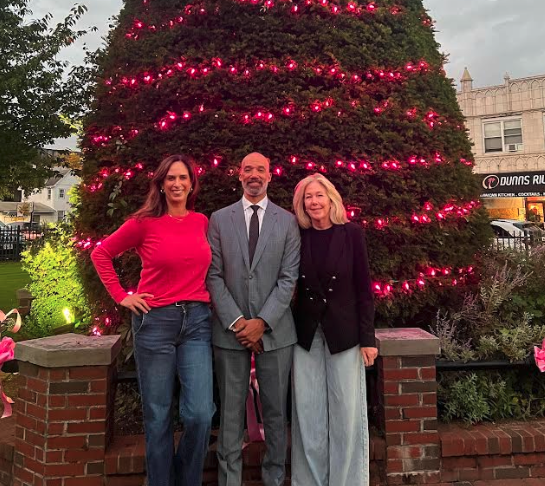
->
[[535, 339, 545, 372], [0, 309, 22, 418], [244, 354, 264, 447], [0, 309, 22, 333]]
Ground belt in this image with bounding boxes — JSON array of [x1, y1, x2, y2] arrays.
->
[[173, 301, 205, 308]]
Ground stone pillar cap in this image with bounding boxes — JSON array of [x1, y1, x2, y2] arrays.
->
[[375, 328, 440, 357], [15, 333, 122, 368]]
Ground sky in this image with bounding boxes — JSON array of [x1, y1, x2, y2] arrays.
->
[[28, 0, 545, 149]]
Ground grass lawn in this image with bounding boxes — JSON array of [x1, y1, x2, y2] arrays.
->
[[0, 262, 30, 312]]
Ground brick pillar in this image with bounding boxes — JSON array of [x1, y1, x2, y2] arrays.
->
[[375, 328, 440, 485], [13, 333, 121, 486]]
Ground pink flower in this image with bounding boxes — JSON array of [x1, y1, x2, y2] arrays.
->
[[534, 339, 545, 372]]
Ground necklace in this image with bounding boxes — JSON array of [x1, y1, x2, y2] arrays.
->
[[167, 211, 190, 222]]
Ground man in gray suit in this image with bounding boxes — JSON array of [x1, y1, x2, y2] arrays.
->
[[207, 152, 301, 486]]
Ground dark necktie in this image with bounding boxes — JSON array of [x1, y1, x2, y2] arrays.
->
[[249, 205, 260, 265]]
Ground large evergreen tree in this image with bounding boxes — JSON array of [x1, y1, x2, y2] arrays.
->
[[76, 0, 491, 332]]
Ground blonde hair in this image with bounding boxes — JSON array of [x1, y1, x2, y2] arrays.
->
[[293, 173, 349, 229]]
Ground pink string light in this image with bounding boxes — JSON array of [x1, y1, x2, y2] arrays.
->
[[103, 58, 430, 93], [124, 1, 406, 40]]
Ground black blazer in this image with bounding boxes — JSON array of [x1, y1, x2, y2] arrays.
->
[[294, 222, 375, 354]]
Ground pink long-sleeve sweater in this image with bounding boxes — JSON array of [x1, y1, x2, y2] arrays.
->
[[91, 212, 211, 307]]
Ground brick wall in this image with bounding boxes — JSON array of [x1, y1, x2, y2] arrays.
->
[[5, 329, 545, 485], [441, 422, 545, 482], [0, 418, 14, 486], [13, 362, 116, 486]]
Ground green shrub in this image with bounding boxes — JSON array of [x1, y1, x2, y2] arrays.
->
[[439, 370, 545, 424], [21, 224, 91, 338], [433, 246, 545, 424]]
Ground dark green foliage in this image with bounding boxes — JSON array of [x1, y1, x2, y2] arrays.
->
[[77, 0, 491, 328], [0, 0, 90, 196], [433, 247, 545, 423], [439, 370, 545, 424]]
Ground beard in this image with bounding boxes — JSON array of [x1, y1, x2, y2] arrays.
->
[[242, 179, 269, 197]]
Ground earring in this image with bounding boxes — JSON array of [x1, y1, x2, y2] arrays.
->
[[189, 187, 193, 192], [160, 188, 164, 194]]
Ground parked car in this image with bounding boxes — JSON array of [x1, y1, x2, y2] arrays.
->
[[490, 219, 545, 250], [6, 221, 43, 240]]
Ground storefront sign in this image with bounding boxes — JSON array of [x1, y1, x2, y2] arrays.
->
[[481, 171, 545, 198]]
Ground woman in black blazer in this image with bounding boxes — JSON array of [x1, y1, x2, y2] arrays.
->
[[291, 173, 377, 486]]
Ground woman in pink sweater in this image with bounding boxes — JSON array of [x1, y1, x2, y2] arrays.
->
[[91, 154, 214, 486]]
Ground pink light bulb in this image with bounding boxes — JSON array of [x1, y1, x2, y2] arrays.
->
[[311, 102, 322, 112], [286, 60, 297, 70]]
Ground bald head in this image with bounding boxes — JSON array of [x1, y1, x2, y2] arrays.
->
[[239, 152, 272, 203], [241, 152, 270, 170]]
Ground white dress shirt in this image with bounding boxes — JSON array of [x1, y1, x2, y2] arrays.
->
[[242, 195, 268, 237], [229, 196, 269, 330]]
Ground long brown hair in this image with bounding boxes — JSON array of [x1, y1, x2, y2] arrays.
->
[[132, 154, 200, 219]]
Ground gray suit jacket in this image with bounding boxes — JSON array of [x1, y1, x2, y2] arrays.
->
[[207, 199, 301, 351]]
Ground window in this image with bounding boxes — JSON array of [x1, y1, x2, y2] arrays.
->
[[59, 189, 65, 199], [483, 119, 523, 153], [47, 189, 52, 200], [57, 211, 65, 222]]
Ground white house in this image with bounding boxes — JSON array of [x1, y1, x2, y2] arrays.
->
[[22, 168, 81, 224]]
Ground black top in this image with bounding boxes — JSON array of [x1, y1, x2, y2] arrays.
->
[[309, 226, 335, 291], [294, 222, 375, 354]]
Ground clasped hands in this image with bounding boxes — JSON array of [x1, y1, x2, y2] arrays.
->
[[233, 317, 266, 354]]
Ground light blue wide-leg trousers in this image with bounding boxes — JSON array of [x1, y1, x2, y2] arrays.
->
[[291, 328, 370, 486]]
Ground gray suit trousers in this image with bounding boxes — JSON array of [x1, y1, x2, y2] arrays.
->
[[214, 345, 294, 486]]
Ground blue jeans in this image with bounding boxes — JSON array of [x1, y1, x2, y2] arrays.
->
[[291, 328, 369, 486], [132, 302, 215, 486]]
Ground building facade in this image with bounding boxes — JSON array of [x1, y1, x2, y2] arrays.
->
[[457, 69, 545, 221], [22, 169, 80, 224]]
